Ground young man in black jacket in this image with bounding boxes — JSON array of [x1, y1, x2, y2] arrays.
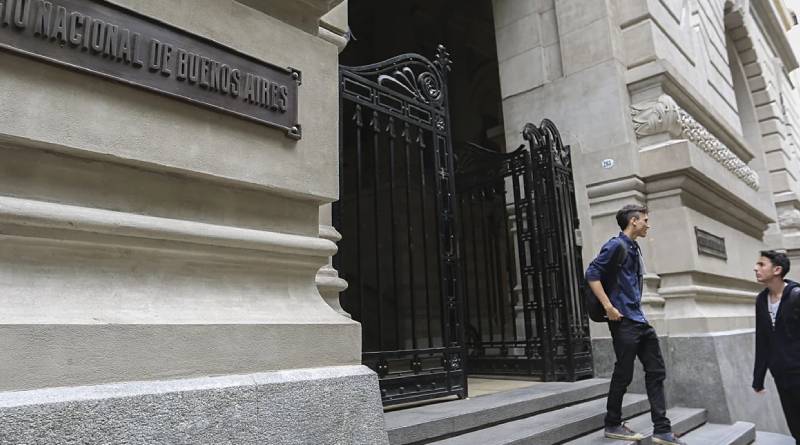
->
[[753, 250, 800, 443], [586, 204, 685, 445]]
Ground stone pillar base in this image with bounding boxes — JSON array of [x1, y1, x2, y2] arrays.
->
[[0, 365, 389, 445], [592, 329, 790, 435]]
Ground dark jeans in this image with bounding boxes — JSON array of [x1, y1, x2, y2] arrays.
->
[[605, 318, 671, 434], [777, 385, 800, 442]]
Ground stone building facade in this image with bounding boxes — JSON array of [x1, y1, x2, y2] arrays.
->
[[0, 0, 387, 443], [2, 0, 800, 442], [335, 0, 800, 436], [489, 0, 800, 435]]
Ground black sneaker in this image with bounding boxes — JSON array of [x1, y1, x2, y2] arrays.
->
[[652, 432, 687, 445], [604, 423, 645, 441]]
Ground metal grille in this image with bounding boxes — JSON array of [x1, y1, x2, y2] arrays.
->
[[524, 120, 593, 381], [456, 121, 593, 381], [335, 45, 466, 405]]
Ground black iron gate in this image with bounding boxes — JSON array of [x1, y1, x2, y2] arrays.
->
[[335, 46, 465, 405], [525, 121, 593, 381], [456, 120, 593, 382]]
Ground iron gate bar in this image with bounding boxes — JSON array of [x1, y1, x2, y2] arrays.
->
[[503, 190, 517, 348], [371, 110, 384, 350], [336, 45, 466, 405], [354, 104, 364, 325], [418, 126, 434, 350]]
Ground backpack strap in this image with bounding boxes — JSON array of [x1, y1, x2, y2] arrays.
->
[[788, 286, 800, 316], [785, 286, 800, 338], [603, 239, 628, 295], [608, 239, 628, 279]]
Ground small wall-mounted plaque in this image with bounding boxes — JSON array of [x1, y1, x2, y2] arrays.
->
[[695, 227, 727, 260], [0, 0, 301, 139]]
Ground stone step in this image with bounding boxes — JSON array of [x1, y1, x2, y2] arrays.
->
[[679, 421, 756, 445], [754, 431, 796, 444], [385, 378, 609, 445], [563, 406, 707, 445], [427, 393, 650, 445]]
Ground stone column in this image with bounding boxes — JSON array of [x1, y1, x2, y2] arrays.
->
[[0, 0, 386, 443], [315, 2, 351, 317], [317, 203, 350, 317]]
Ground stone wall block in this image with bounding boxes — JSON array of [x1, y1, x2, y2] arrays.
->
[[739, 48, 758, 64], [752, 88, 774, 106], [545, 42, 564, 80], [535, 0, 555, 12], [770, 170, 798, 195], [498, 47, 546, 98], [493, 0, 538, 29], [615, 0, 648, 27], [748, 75, 767, 92], [756, 101, 783, 122], [762, 133, 787, 153], [766, 150, 789, 172], [540, 7, 559, 46], [496, 12, 542, 62], [760, 118, 786, 138], [0, 366, 389, 445], [560, 18, 615, 76], [729, 25, 749, 40], [733, 35, 753, 52], [622, 20, 656, 68], [743, 61, 763, 78], [555, 0, 609, 37]]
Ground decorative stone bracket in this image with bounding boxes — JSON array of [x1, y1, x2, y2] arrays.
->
[[779, 208, 800, 231], [631, 95, 759, 190]]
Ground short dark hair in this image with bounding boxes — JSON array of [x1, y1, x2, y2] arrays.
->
[[760, 250, 790, 277], [616, 204, 648, 231]]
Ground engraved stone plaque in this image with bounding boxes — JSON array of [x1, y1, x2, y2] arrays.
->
[[695, 227, 727, 260], [0, 0, 302, 138]]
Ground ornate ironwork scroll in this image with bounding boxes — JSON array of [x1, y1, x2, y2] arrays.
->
[[631, 95, 759, 189], [335, 45, 465, 405]]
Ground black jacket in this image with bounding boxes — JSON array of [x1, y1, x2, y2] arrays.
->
[[753, 279, 800, 390]]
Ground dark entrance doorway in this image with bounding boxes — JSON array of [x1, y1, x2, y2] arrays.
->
[[337, 0, 503, 406], [336, 0, 592, 406]]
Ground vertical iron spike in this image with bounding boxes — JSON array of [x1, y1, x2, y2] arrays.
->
[[434, 44, 452, 74], [386, 116, 396, 138], [416, 127, 426, 148], [370, 110, 381, 133], [353, 104, 363, 128], [402, 122, 412, 143]]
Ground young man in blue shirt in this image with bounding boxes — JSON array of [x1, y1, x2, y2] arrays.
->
[[586, 204, 685, 445]]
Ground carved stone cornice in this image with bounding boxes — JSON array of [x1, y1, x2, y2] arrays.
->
[[631, 95, 760, 190]]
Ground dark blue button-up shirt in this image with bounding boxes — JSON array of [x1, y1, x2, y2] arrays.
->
[[585, 233, 647, 324]]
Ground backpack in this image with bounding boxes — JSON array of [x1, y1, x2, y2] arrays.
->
[[783, 287, 800, 339], [584, 240, 628, 322]]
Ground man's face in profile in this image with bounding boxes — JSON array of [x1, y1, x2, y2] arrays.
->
[[754, 256, 781, 283]]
